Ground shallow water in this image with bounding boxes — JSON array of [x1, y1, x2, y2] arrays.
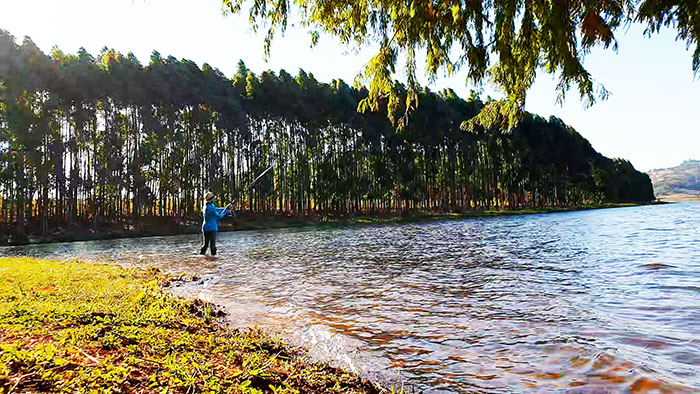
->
[[2, 203, 699, 392]]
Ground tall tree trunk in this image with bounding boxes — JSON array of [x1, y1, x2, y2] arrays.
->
[[15, 152, 25, 238]]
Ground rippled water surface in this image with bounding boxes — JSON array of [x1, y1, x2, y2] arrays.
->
[[3, 203, 700, 392]]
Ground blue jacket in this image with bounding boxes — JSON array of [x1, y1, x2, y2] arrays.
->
[[202, 202, 230, 232]]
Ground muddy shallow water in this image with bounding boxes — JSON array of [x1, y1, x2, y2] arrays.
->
[[3, 203, 699, 392]]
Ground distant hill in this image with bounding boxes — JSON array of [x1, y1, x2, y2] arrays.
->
[[648, 160, 700, 201]]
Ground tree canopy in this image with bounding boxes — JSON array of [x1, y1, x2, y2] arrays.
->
[[224, 0, 699, 128]]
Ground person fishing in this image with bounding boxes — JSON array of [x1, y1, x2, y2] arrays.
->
[[199, 167, 272, 256], [200, 192, 233, 256]]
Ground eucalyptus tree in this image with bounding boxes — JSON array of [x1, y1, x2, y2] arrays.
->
[[0, 32, 656, 241]]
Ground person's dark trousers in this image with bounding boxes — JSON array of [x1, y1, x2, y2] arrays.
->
[[200, 231, 217, 255]]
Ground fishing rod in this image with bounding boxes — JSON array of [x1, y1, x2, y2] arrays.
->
[[228, 165, 273, 208], [248, 165, 274, 189]]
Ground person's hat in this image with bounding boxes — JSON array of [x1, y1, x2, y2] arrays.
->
[[205, 191, 215, 201]]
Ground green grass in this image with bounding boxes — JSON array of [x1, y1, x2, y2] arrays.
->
[[0, 258, 382, 393]]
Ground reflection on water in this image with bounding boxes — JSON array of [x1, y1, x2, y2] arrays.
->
[[2, 203, 700, 392]]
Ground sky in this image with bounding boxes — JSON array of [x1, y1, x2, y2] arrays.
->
[[1, 0, 697, 172]]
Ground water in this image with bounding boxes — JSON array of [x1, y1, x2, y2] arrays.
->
[[2, 203, 699, 392]]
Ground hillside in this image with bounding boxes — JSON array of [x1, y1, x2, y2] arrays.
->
[[648, 160, 700, 201]]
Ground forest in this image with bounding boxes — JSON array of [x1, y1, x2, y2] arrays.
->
[[0, 30, 654, 241]]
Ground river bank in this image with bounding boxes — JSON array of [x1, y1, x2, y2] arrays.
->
[[1, 202, 657, 246], [2, 201, 697, 392], [0, 257, 386, 393]]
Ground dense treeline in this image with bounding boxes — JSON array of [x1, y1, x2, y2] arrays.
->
[[0, 31, 654, 240]]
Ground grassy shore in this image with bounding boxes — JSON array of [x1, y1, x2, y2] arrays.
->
[[0, 257, 385, 393], [2, 202, 655, 246]]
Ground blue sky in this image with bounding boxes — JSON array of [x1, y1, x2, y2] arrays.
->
[[1, 0, 697, 172]]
